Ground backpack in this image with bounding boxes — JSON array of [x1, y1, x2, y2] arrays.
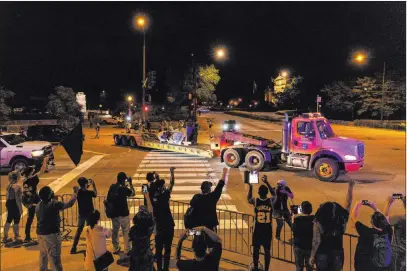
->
[[104, 185, 118, 219], [372, 233, 392, 268], [184, 207, 197, 229]]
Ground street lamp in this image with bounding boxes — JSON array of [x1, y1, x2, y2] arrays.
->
[[213, 46, 228, 62], [351, 50, 386, 120], [127, 96, 133, 121], [281, 70, 289, 77], [133, 13, 150, 122]]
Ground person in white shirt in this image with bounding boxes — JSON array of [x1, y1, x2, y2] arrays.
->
[[84, 210, 112, 271]]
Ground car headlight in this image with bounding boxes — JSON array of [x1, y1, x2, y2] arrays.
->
[[344, 155, 357, 161], [234, 124, 240, 130], [223, 124, 228, 130], [31, 150, 45, 157]]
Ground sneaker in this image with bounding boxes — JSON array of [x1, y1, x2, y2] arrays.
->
[[70, 247, 77, 254], [2, 238, 13, 243], [14, 238, 23, 245], [113, 247, 121, 255], [24, 237, 33, 243]]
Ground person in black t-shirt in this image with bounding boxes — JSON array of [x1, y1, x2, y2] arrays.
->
[[21, 166, 41, 242], [273, 179, 294, 241], [176, 226, 222, 271], [247, 175, 276, 271], [292, 201, 314, 271], [70, 177, 98, 254], [151, 167, 175, 271], [351, 200, 393, 271], [107, 172, 135, 255], [190, 168, 228, 233], [143, 171, 158, 207]]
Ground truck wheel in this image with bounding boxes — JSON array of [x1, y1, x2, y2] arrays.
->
[[223, 148, 241, 168], [245, 150, 265, 171], [129, 137, 137, 148], [121, 136, 128, 146], [114, 135, 122, 145], [314, 158, 339, 182], [12, 158, 28, 172]]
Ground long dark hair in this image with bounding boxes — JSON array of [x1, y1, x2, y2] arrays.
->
[[315, 202, 340, 235], [87, 210, 101, 229]]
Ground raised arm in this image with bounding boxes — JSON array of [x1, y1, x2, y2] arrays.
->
[[212, 168, 228, 201], [247, 183, 255, 205], [344, 180, 356, 212], [61, 186, 78, 210], [90, 179, 98, 197], [168, 167, 175, 193], [350, 201, 363, 224]]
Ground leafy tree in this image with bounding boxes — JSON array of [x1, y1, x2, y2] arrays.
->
[[321, 81, 356, 118], [352, 75, 406, 119], [274, 76, 303, 109], [183, 64, 221, 103], [165, 69, 184, 105], [46, 86, 82, 125], [0, 86, 15, 120]]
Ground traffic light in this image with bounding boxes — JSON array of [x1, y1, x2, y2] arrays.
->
[[147, 71, 156, 89]]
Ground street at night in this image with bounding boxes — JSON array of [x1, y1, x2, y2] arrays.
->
[[0, 2, 405, 271]]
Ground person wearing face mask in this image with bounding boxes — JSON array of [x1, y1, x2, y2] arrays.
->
[[36, 185, 78, 271]]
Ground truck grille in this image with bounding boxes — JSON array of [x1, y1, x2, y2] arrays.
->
[[357, 143, 364, 159]]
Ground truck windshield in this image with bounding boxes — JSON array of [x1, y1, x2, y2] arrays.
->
[[0, 134, 26, 145], [316, 120, 335, 139]]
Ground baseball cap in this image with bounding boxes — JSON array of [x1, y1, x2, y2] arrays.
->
[[277, 179, 286, 186], [201, 181, 213, 193]]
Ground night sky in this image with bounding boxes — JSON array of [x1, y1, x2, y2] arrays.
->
[[0, 2, 405, 109]]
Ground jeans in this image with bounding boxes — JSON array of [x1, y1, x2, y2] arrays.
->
[[294, 247, 313, 271], [25, 205, 36, 239], [72, 215, 88, 249], [112, 216, 130, 253], [38, 233, 62, 271], [275, 210, 292, 239], [155, 228, 174, 271], [315, 250, 344, 271]]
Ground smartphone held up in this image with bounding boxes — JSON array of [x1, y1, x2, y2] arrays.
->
[[244, 171, 259, 184]]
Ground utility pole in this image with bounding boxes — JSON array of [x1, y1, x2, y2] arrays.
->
[[316, 95, 321, 113], [380, 62, 386, 121], [142, 31, 146, 122]]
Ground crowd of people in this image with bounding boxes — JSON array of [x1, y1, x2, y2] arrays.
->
[[2, 164, 406, 271], [246, 176, 406, 271]]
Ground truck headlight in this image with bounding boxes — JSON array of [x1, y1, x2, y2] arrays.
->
[[234, 124, 240, 130], [223, 124, 228, 130], [31, 150, 45, 157], [344, 155, 357, 161]]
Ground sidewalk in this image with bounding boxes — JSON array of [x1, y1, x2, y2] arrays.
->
[[1, 236, 294, 271]]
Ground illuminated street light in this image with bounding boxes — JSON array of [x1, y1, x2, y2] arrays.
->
[[133, 13, 149, 31], [281, 70, 289, 77], [213, 45, 228, 61], [127, 96, 133, 102]]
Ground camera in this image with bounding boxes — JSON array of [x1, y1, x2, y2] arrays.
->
[[392, 193, 403, 200], [244, 171, 259, 184], [290, 205, 302, 215], [361, 200, 370, 205], [142, 184, 148, 194]]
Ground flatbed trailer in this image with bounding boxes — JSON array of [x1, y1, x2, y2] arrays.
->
[[113, 132, 215, 158]]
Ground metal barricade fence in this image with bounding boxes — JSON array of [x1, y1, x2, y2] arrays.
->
[[0, 194, 65, 234], [1, 193, 359, 270]]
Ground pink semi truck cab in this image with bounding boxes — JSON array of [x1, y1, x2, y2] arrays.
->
[[220, 112, 365, 182], [282, 113, 364, 181]]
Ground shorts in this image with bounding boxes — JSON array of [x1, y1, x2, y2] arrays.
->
[[6, 199, 21, 224], [253, 227, 272, 249]]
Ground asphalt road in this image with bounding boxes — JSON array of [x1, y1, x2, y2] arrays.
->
[[1, 112, 405, 235]]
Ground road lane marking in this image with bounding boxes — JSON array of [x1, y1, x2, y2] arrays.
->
[[83, 150, 108, 155], [134, 186, 202, 192], [136, 168, 214, 173], [140, 160, 207, 164], [132, 178, 215, 184], [128, 193, 231, 201], [125, 205, 238, 214], [138, 163, 210, 168], [1, 155, 105, 234]]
